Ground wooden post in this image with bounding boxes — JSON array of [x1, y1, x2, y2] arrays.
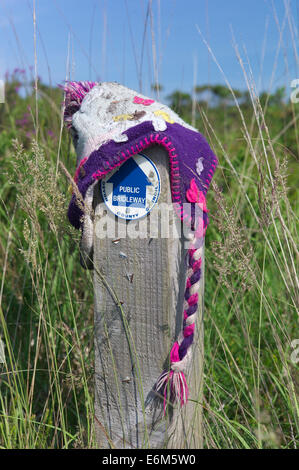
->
[[93, 146, 204, 449]]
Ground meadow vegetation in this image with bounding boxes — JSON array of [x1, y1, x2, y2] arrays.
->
[[0, 63, 298, 448]]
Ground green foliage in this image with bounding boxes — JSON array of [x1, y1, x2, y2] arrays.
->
[[259, 87, 286, 108], [151, 83, 164, 93], [0, 71, 298, 449], [166, 90, 192, 118], [167, 81, 298, 449], [0, 73, 94, 448]]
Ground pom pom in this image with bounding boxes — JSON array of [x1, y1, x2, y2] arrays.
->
[[60, 81, 98, 128]]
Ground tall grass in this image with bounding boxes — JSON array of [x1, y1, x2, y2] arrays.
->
[[0, 137, 95, 448], [196, 20, 299, 448], [0, 1, 298, 449]]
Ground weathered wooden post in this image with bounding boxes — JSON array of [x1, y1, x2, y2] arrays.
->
[[62, 82, 217, 449]]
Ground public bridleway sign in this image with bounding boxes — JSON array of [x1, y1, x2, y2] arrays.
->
[[101, 153, 160, 220]]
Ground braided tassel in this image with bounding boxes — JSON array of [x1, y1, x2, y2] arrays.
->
[[154, 179, 208, 412]]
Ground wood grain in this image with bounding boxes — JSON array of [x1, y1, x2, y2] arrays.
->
[[93, 146, 204, 448]]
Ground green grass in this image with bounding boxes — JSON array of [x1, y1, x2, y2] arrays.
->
[[0, 41, 298, 448]]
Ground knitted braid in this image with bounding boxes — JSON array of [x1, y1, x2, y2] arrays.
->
[[154, 178, 208, 412]]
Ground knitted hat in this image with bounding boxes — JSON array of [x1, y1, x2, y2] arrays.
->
[[62, 81, 218, 411]]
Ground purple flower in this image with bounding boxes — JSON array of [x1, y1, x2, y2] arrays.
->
[[16, 112, 30, 128]]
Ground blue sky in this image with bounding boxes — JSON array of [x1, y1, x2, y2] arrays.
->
[[0, 0, 298, 100]]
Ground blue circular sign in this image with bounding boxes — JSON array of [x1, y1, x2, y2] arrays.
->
[[101, 153, 161, 220]]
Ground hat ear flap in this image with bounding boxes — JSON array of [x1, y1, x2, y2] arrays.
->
[[60, 81, 98, 128]]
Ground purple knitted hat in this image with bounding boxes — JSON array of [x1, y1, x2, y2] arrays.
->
[[62, 81, 218, 411]]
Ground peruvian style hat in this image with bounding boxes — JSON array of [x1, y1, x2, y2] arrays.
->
[[63, 81, 218, 410]]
